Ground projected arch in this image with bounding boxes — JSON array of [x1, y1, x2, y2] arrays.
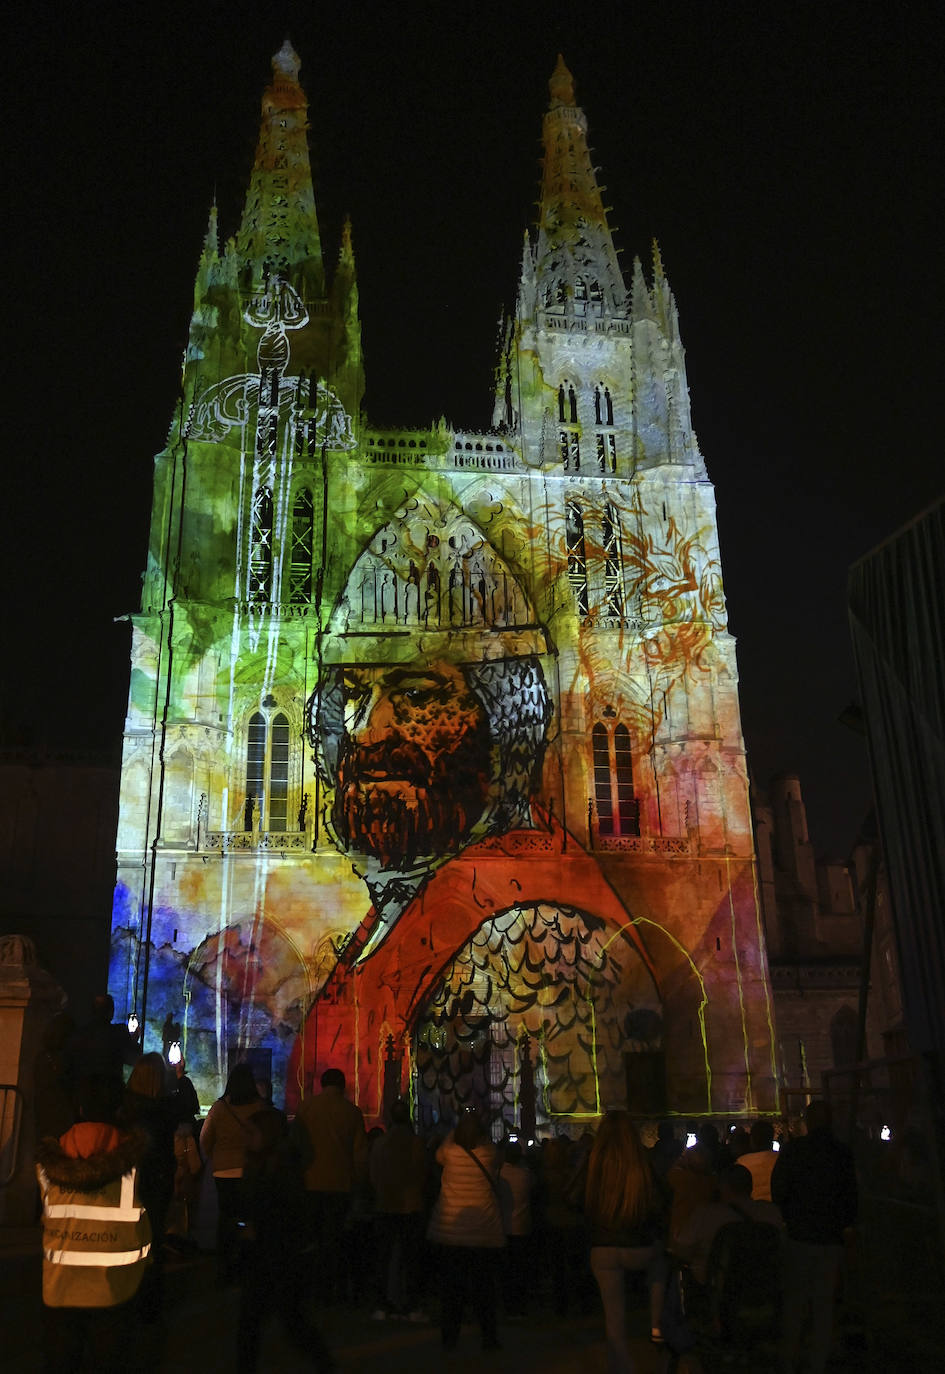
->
[[182, 916, 310, 1099], [413, 901, 663, 1133]]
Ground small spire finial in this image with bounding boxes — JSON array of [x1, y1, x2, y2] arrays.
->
[[272, 37, 301, 83], [652, 238, 665, 280], [339, 216, 354, 263], [549, 54, 575, 108]]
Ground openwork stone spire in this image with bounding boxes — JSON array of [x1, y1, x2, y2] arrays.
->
[[533, 55, 627, 321], [236, 39, 324, 297]]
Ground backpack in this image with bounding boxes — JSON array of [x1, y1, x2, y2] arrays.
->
[[705, 1211, 783, 1347]]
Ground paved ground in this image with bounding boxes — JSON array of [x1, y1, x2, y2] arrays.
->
[[2, 1194, 942, 1373], [2, 1227, 641, 1373]]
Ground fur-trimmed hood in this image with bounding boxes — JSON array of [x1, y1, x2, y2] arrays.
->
[[36, 1123, 148, 1193]]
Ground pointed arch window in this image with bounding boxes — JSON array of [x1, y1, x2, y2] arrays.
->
[[593, 387, 615, 423], [602, 503, 624, 616], [565, 501, 589, 616], [244, 710, 291, 833], [249, 486, 274, 601], [288, 488, 314, 604], [592, 721, 640, 838], [595, 386, 616, 473], [558, 383, 578, 424]]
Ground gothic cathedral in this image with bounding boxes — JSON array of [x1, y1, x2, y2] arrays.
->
[[110, 43, 777, 1127]]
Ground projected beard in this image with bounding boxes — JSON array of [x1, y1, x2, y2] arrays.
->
[[329, 662, 493, 871]]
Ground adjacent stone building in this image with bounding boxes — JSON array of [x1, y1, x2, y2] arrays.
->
[[755, 772, 905, 1120]]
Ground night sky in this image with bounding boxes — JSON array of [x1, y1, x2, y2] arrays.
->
[[5, 1, 941, 858]]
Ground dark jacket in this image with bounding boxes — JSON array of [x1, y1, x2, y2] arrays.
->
[[293, 1085, 367, 1193], [771, 1128, 857, 1244]]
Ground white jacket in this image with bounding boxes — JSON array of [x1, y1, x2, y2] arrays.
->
[[427, 1136, 505, 1249]]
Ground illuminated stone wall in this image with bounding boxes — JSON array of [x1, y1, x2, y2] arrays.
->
[[110, 44, 777, 1126]]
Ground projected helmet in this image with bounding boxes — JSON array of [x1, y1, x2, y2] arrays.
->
[[319, 498, 550, 666]]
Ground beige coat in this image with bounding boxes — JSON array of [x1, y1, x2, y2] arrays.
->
[[199, 1097, 260, 1175], [427, 1136, 505, 1249]]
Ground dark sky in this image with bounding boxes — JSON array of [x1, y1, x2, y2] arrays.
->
[[5, 1, 941, 857]]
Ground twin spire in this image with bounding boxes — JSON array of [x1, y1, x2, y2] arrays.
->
[[196, 46, 682, 406], [235, 39, 325, 296]]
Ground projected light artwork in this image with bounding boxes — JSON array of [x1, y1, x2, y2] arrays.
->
[[109, 44, 777, 1128]]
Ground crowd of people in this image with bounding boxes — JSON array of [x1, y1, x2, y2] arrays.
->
[[31, 998, 859, 1374]]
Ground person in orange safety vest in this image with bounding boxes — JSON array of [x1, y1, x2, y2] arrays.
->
[[36, 1075, 152, 1372]]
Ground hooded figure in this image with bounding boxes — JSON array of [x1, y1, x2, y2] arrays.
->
[[36, 1077, 152, 1369]]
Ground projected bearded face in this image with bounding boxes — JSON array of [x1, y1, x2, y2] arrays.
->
[[331, 661, 493, 870]]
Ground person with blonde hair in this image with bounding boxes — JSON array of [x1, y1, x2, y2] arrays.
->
[[585, 1111, 667, 1369]]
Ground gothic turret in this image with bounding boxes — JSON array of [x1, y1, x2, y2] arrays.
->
[[329, 218, 365, 414], [629, 241, 704, 471], [236, 40, 325, 298]]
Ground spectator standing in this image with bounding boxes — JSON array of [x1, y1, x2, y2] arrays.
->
[[369, 1098, 428, 1320], [292, 1067, 368, 1303], [674, 1163, 783, 1285], [648, 1120, 683, 1180], [169, 1056, 200, 1124], [199, 1064, 261, 1283], [164, 1055, 202, 1247], [427, 1112, 505, 1350], [539, 1135, 590, 1314], [498, 1139, 534, 1315], [36, 1075, 152, 1373], [667, 1139, 717, 1252], [120, 1052, 178, 1322], [33, 1012, 76, 1141], [771, 1100, 858, 1374], [584, 1111, 668, 1366], [236, 1107, 336, 1373], [69, 994, 139, 1093], [739, 1119, 779, 1201]]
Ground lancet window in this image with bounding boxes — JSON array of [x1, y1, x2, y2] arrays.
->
[[249, 486, 274, 600], [592, 722, 640, 838], [595, 386, 616, 473], [594, 386, 614, 426], [597, 433, 617, 474], [288, 489, 314, 603], [559, 429, 581, 471], [602, 503, 624, 616], [256, 414, 278, 459], [565, 501, 589, 615], [558, 383, 578, 424], [244, 710, 290, 833]]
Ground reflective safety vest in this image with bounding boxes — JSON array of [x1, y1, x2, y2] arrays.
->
[[38, 1165, 152, 1308]]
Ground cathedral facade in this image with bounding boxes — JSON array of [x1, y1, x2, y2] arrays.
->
[[110, 44, 777, 1127]]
